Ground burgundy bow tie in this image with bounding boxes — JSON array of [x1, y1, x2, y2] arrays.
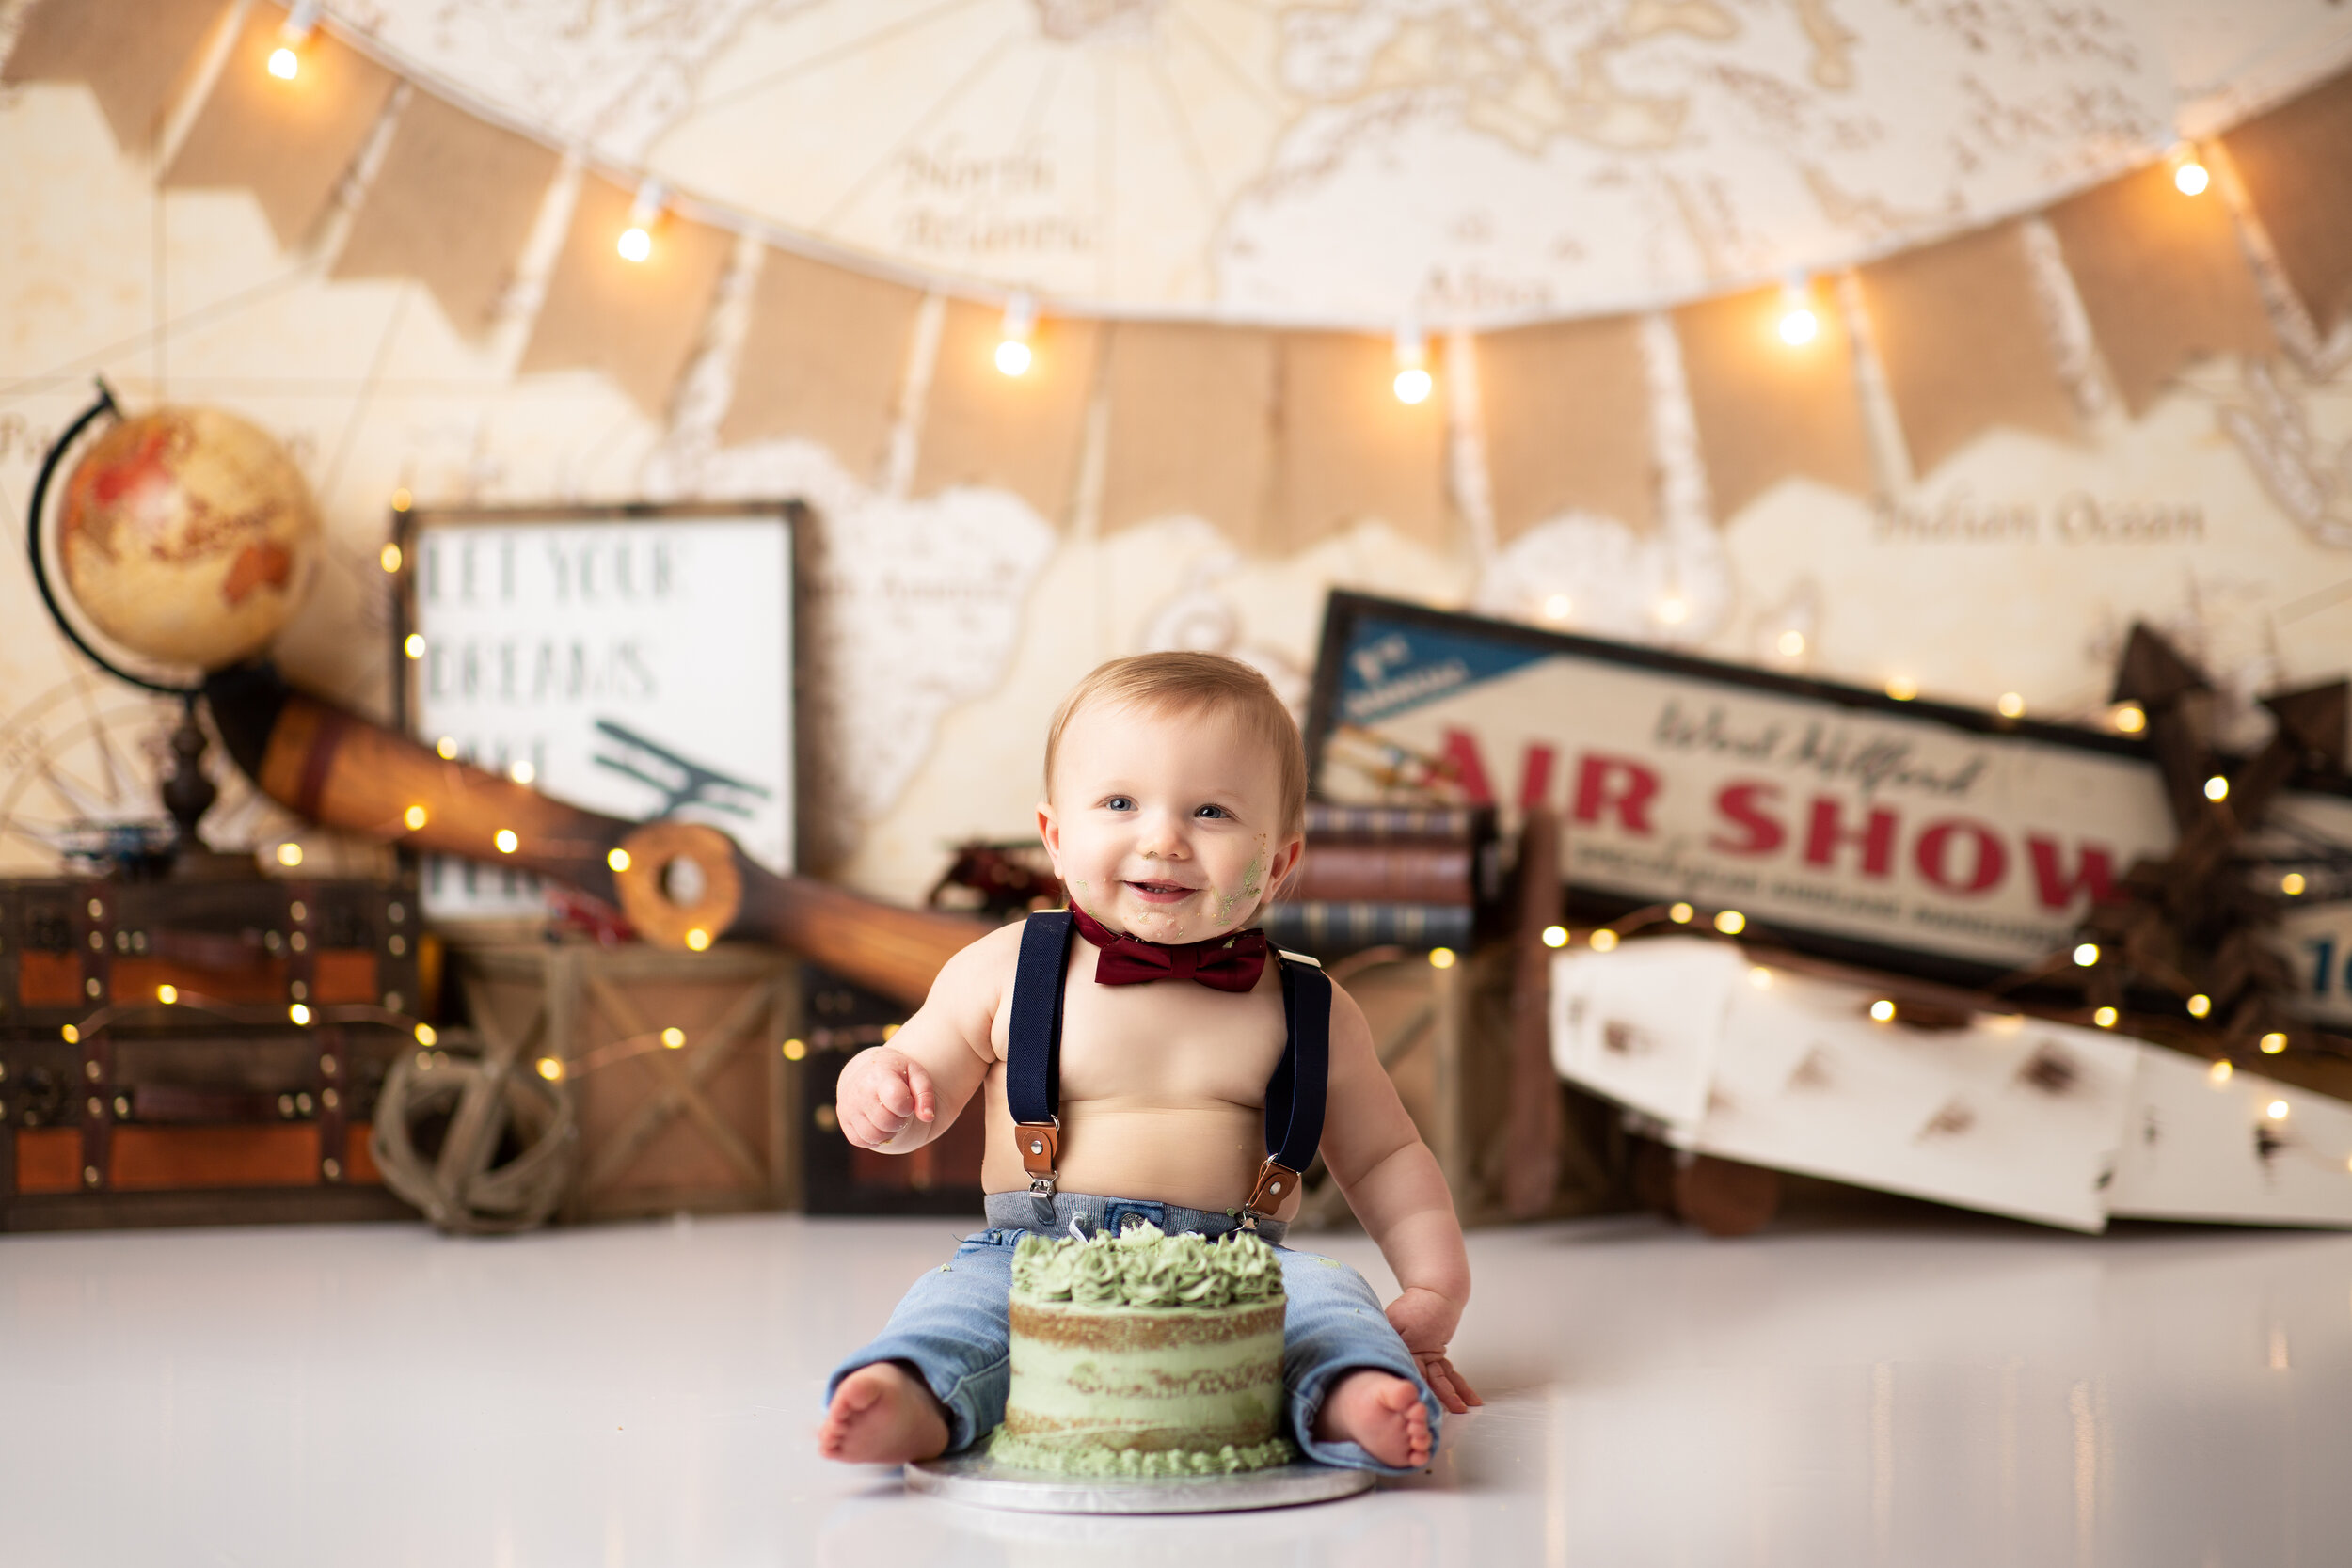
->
[[1069, 905, 1270, 992]]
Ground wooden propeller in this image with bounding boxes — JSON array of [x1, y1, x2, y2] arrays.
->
[[202, 663, 989, 1008]]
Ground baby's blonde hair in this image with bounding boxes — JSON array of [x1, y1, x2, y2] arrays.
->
[[1044, 653, 1308, 837]]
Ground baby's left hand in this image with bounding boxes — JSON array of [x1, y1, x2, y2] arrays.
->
[[1387, 1287, 1484, 1415]]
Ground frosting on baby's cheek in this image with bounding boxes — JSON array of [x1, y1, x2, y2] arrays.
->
[[1214, 840, 1268, 926]]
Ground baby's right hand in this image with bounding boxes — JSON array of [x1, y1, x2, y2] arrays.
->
[[834, 1046, 937, 1149]]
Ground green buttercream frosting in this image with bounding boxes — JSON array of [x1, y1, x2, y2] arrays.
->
[[1009, 1223, 1285, 1310], [988, 1430, 1297, 1477]]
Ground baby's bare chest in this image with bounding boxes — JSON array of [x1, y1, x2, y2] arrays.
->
[[991, 963, 1288, 1110]]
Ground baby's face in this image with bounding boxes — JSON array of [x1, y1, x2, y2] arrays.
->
[[1039, 700, 1300, 943]]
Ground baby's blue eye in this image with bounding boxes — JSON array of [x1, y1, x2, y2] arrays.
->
[[1104, 796, 1135, 812], [1194, 804, 1231, 819]]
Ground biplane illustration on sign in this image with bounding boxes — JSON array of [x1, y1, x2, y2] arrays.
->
[[1306, 593, 2352, 1003]]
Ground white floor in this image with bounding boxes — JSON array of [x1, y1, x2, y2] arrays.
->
[[3, 1202, 2347, 1568]]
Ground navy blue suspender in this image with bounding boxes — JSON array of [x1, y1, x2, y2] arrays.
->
[[1006, 909, 1331, 1229]]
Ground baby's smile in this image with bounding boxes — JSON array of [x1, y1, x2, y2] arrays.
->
[[1124, 877, 1199, 904]]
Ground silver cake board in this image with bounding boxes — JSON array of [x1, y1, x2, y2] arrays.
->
[[905, 1450, 1376, 1514]]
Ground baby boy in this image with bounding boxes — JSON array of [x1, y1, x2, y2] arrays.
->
[[817, 652, 1480, 1471]]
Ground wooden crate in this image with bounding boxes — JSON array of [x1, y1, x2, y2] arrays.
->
[[448, 939, 798, 1222]]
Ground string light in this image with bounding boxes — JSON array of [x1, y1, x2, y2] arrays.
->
[[617, 179, 664, 263], [1869, 999, 1896, 1022], [1776, 278, 1819, 346], [2208, 1059, 2233, 1085], [537, 1057, 565, 1082], [494, 829, 519, 854], [1543, 594, 1572, 622], [1669, 902, 1694, 924], [1540, 925, 1568, 948], [404, 633, 425, 659], [1749, 967, 1773, 989], [2204, 775, 2230, 802], [509, 761, 536, 785], [1589, 928, 1619, 952], [2260, 1031, 2288, 1054], [266, 2, 318, 80], [2169, 144, 2210, 197], [2093, 1006, 2118, 1028], [995, 293, 1036, 376], [404, 805, 428, 831], [2281, 872, 2307, 895], [1657, 596, 1689, 626], [435, 736, 457, 759], [1428, 947, 1457, 970], [1998, 692, 2026, 718], [156, 985, 178, 1005], [660, 1027, 686, 1049], [2113, 704, 2147, 734], [289, 1003, 312, 1026], [2073, 942, 2100, 967], [1885, 675, 1918, 701], [2266, 1099, 2290, 1121], [1392, 324, 1433, 404], [1777, 630, 1805, 657], [380, 543, 403, 574], [61, 1024, 78, 1045], [1714, 910, 1746, 935], [782, 1037, 808, 1061], [390, 487, 412, 513], [276, 842, 304, 868], [414, 1024, 437, 1046], [685, 927, 713, 951], [608, 848, 631, 872]]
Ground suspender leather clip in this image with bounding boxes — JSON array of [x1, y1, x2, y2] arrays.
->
[[1239, 1157, 1300, 1230], [1018, 1117, 1060, 1224]]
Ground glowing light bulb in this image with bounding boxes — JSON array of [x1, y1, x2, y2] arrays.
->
[[2186, 993, 2212, 1019], [1428, 947, 1457, 970], [2074, 942, 2100, 967], [1777, 630, 1805, 657], [435, 736, 457, 759], [290, 1003, 312, 1026], [997, 292, 1037, 377], [404, 633, 425, 659], [994, 339, 1033, 376], [2281, 872, 2307, 895], [494, 829, 518, 854], [1886, 675, 1919, 702], [2093, 1006, 2118, 1028], [537, 1057, 564, 1082], [661, 1027, 686, 1049], [1669, 902, 1694, 925], [2113, 704, 2146, 734], [2204, 775, 2230, 802], [616, 178, 664, 264], [1543, 594, 1572, 622], [390, 487, 412, 512], [782, 1037, 808, 1061], [404, 805, 427, 832], [1657, 596, 1689, 626], [685, 927, 712, 952], [156, 985, 178, 1006], [2266, 1100, 2290, 1121], [2208, 1059, 2233, 1084], [2260, 1031, 2288, 1054], [276, 842, 304, 868], [1541, 925, 1568, 948], [268, 45, 298, 80], [2174, 159, 2209, 197], [616, 225, 652, 263], [380, 544, 403, 574], [1589, 928, 1619, 952], [61, 1025, 79, 1045], [414, 1024, 437, 1047], [509, 761, 535, 785], [1392, 367, 1433, 404], [1998, 692, 2026, 719], [1749, 967, 1773, 989], [1778, 306, 1818, 346], [1391, 320, 1430, 404], [1869, 999, 1896, 1022], [608, 847, 632, 872], [1714, 910, 1746, 935]]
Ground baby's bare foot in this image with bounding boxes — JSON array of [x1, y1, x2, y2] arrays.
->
[[1311, 1370, 1432, 1468], [817, 1362, 950, 1464]]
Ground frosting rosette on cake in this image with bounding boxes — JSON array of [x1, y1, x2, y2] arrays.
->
[[991, 1224, 1295, 1477]]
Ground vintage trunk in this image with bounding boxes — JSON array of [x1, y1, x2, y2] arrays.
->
[[447, 938, 798, 1221], [797, 965, 987, 1215]]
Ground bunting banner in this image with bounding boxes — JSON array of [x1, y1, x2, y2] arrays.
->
[[330, 91, 559, 341], [2223, 69, 2352, 337], [2045, 161, 2276, 416], [1477, 316, 1653, 540], [721, 247, 925, 480], [516, 175, 734, 420], [0, 0, 227, 150], [1098, 322, 1278, 545], [913, 298, 1099, 526], [1273, 331, 1450, 555], [1858, 223, 2078, 479], [1675, 280, 1870, 520], [162, 5, 398, 250]]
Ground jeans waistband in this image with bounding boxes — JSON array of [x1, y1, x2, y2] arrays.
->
[[981, 1190, 1288, 1247]]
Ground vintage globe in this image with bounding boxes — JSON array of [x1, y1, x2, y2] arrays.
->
[[56, 406, 321, 672]]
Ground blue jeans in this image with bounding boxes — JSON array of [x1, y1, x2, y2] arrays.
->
[[825, 1193, 1441, 1474]]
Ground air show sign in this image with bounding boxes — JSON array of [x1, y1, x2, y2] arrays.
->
[[1305, 594, 2185, 981]]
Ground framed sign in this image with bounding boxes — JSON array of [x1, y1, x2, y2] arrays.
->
[[394, 502, 799, 922], [1304, 593, 2352, 1013]]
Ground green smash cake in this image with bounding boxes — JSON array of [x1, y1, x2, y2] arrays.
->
[[990, 1223, 1296, 1477]]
